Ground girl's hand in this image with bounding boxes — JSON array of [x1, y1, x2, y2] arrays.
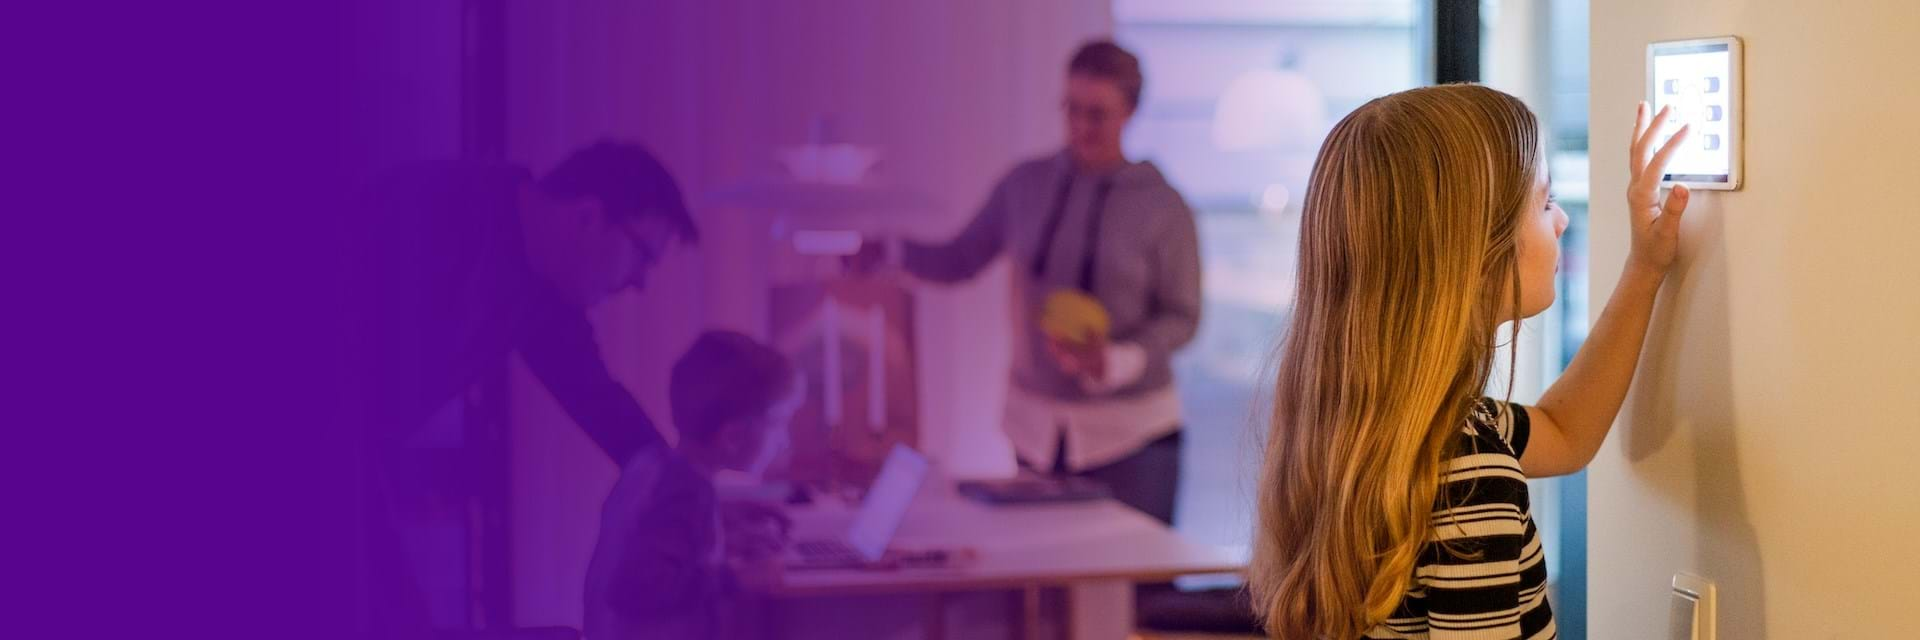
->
[[1626, 102, 1694, 277]]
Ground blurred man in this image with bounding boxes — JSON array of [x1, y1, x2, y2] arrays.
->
[[358, 140, 694, 462], [854, 41, 1200, 525], [353, 141, 695, 637]]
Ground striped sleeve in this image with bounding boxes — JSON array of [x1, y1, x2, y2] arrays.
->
[[1477, 398, 1531, 458], [1418, 436, 1531, 638], [1368, 402, 1555, 640]]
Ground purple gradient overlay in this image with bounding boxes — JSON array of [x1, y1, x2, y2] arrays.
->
[[3, 1, 1235, 638]]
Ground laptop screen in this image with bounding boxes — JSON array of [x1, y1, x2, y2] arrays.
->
[[844, 444, 928, 561]]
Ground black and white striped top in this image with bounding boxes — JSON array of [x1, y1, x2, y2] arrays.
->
[[1363, 398, 1557, 639]]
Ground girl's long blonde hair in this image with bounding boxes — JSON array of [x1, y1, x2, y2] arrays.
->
[[1249, 84, 1540, 638]]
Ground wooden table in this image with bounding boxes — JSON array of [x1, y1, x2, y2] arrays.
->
[[756, 485, 1242, 640]]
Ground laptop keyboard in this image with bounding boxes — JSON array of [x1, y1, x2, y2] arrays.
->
[[795, 540, 866, 564]]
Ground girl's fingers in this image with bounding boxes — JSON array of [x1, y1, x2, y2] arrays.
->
[[1631, 102, 1651, 174], [1633, 105, 1674, 172], [1646, 124, 1693, 182], [1661, 184, 1692, 223]]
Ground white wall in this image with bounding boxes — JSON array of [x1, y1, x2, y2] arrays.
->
[[1587, 2, 1920, 638]]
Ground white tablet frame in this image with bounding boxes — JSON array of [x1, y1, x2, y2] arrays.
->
[[1646, 36, 1744, 191]]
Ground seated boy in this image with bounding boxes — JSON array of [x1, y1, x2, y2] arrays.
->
[[584, 330, 803, 640]]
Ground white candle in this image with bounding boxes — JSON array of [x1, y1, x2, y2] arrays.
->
[[868, 306, 885, 433], [822, 298, 841, 427]]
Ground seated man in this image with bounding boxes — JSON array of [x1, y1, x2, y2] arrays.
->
[[584, 330, 804, 640]]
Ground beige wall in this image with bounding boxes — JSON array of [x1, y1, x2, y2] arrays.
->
[[1587, 2, 1920, 637]]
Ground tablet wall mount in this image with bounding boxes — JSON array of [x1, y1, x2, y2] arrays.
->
[[1647, 36, 1744, 191]]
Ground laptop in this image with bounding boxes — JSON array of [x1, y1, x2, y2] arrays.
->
[[784, 444, 929, 570], [957, 473, 1110, 505]]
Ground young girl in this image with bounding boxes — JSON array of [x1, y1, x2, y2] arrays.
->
[[1249, 85, 1693, 639]]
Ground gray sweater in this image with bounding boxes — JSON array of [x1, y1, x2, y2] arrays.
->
[[906, 151, 1202, 401]]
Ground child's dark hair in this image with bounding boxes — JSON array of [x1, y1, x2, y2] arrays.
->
[[669, 330, 798, 443]]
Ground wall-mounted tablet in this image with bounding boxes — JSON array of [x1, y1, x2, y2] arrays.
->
[[1647, 36, 1743, 190]]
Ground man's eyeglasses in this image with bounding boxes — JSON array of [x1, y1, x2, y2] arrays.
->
[[1063, 101, 1118, 126], [618, 218, 674, 287]]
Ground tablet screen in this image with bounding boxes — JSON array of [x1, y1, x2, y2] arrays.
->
[[1649, 39, 1739, 187]]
